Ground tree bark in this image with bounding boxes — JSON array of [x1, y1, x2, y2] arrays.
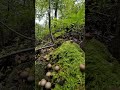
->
[[0, 29, 4, 47], [48, 0, 54, 43], [109, 2, 120, 59], [55, 0, 59, 18]]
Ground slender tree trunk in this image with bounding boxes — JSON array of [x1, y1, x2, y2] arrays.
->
[[55, 0, 58, 18], [116, 2, 120, 35], [49, 0, 54, 43], [110, 2, 120, 59], [0, 29, 4, 47]]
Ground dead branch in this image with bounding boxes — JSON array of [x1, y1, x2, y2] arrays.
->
[[0, 44, 55, 59]]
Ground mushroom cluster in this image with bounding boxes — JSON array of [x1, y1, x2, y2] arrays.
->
[[19, 69, 34, 82], [37, 48, 62, 89], [38, 79, 52, 89], [38, 63, 61, 89]]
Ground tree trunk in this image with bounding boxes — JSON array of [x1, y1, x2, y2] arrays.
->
[[55, 0, 58, 18], [0, 29, 4, 47], [109, 2, 120, 59], [49, 0, 54, 43]]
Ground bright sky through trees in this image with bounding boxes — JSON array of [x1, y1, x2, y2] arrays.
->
[[35, 0, 82, 26]]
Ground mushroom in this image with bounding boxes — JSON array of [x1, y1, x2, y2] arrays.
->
[[45, 82, 51, 89], [85, 33, 93, 39], [25, 68, 30, 72], [54, 65, 60, 71], [46, 72, 52, 77], [47, 63, 52, 68], [38, 79, 47, 86], [20, 71, 29, 78], [80, 64, 85, 72], [27, 76, 35, 82]]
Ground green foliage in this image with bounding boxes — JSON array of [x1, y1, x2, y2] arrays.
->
[[49, 41, 85, 90], [35, 0, 85, 41], [52, 3, 85, 29], [35, 24, 49, 40], [54, 30, 65, 38], [85, 39, 120, 90]]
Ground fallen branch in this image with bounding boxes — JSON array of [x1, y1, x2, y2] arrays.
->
[[90, 10, 111, 17], [35, 44, 55, 54], [0, 44, 55, 59], [0, 48, 34, 59]]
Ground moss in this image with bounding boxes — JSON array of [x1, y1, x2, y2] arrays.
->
[[85, 39, 120, 90], [49, 41, 85, 90]]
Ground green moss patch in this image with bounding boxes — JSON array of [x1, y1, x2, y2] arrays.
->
[[85, 39, 120, 90], [49, 41, 85, 90]]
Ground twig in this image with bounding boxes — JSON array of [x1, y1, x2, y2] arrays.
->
[[35, 44, 55, 51], [90, 10, 111, 17], [0, 21, 35, 41]]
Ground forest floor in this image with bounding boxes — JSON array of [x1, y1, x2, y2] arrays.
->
[[0, 41, 35, 90], [0, 31, 120, 90], [35, 32, 86, 90], [35, 31, 120, 90]]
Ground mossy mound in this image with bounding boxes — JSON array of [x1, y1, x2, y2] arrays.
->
[[49, 41, 85, 90], [85, 39, 120, 90]]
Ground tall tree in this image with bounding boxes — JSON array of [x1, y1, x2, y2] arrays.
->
[[48, 0, 54, 43], [54, 0, 59, 18]]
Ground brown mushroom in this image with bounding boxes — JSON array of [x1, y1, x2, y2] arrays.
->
[[20, 71, 29, 78], [38, 79, 47, 86], [54, 65, 60, 71], [45, 82, 52, 89], [25, 68, 30, 72], [47, 63, 52, 69], [27, 76, 35, 82], [46, 72, 52, 77], [80, 64, 85, 72]]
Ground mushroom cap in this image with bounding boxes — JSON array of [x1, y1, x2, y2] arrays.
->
[[27, 76, 35, 82], [20, 71, 29, 78], [46, 72, 52, 77], [47, 63, 52, 68], [45, 82, 51, 89], [25, 68, 30, 72], [54, 66, 60, 71], [80, 64, 85, 71], [39, 79, 47, 86]]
